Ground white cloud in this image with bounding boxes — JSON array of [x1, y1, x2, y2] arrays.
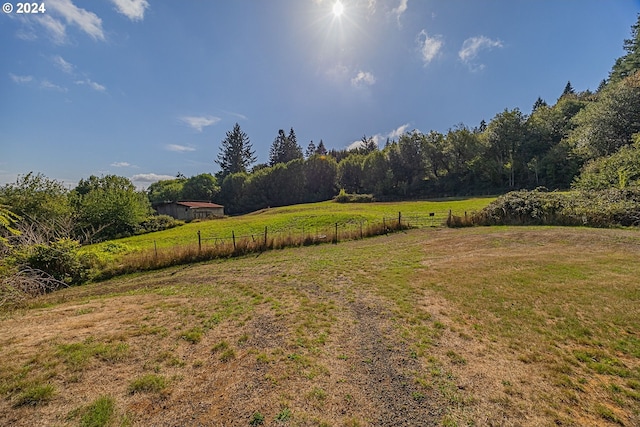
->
[[36, 15, 66, 43], [111, 0, 149, 21], [417, 30, 443, 65], [180, 116, 221, 132], [46, 0, 105, 41], [75, 79, 106, 92], [347, 123, 411, 150], [166, 144, 196, 153], [392, 0, 408, 24], [53, 55, 74, 74], [131, 173, 176, 188], [9, 73, 33, 84], [459, 36, 503, 70], [40, 79, 67, 92], [111, 162, 131, 167], [351, 70, 376, 87]]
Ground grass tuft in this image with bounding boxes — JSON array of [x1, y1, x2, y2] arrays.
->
[[128, 374, 167, 394]]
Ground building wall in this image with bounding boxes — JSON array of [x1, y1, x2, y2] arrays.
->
[[156, 204, 224, 221]]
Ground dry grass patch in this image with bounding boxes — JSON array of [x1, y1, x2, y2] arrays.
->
[[0, 226, 638, 426]]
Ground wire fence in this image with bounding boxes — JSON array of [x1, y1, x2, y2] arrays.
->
[[101, 210, 460, 279], [192, 210, 452, 252]]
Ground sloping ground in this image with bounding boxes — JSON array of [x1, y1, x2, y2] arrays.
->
[[1, 227, 639, 426]]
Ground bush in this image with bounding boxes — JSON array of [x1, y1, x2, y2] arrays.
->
[[17, 238, 96, 285], [137, 214, 184, 234], [334, 189, 375, 203], [468, 188, 640, 228]]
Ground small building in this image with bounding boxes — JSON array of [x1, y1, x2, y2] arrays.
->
[[155, 201, 224, 221]]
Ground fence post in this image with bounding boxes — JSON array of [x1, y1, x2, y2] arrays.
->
[[232, 230, 236, 251], [334, 222, 338, 244], [264, 226, 268, 249], [197, 230, 201, 253], [383, 217, 386, 233], [360, 221, 363, 239], [398, 211, 402, 230], [154, 240, 158, 260]]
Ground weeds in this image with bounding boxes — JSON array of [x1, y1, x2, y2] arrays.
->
[[128, 374, 167, 394], [13, 383, 55, 407], [76, 395, 115, 427]]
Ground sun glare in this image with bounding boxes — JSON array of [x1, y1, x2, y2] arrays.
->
[[332, 1, 344, 17]]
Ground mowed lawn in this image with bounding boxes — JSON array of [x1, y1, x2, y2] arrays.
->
[[1, 226, 639, 426], [85, 198, 494, 256]]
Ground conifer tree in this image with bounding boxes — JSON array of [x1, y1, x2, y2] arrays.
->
[[610, 14, 640, 83], [216, 123, 256, 177]]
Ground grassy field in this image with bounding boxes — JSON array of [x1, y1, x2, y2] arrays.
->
[[85, 198, 493, 256], [1, 225, 639, 426]]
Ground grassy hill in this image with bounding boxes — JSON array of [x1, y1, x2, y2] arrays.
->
[[87, 198, 493, 255], [1, 225, 639, 426]]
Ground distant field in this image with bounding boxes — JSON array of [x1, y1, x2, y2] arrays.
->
[[85, 197, 493, 256], [2, 226, 639, 426]]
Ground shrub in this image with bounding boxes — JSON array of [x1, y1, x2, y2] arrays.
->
[[334, 189, 375, 203], [16, 238, 96, 285], [467, 188, 640, 228], [137, 215, 184, 234]]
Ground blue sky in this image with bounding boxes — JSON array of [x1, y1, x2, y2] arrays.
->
[[1, 0, 638, 188]]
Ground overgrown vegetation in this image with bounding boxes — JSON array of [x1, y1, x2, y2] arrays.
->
[[459, 188, 640, 227]]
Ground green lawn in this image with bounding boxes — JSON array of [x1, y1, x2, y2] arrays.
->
[[85, 197, 493, 257]]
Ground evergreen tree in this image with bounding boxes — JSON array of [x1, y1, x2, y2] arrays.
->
[[305, 141, 317, 158], [532, 97, 548, 112], [610, 14, 640, 83], [561, 81, 576, 97], [316, 140, 328, 155], [360, 135, 377, 153], [216, 123, 256, 177], [269, 128, 303, 165]]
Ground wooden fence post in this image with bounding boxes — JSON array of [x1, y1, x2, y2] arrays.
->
[[232, 230, 236, 251], [154, 240, 158, 260], [334, 222, 338, 244], [398, 211, 402, 229], [197, 230, 201, 252], [264, 226, 268, 248]]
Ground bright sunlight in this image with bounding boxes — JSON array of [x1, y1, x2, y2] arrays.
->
[[332, 1, 344, 17]]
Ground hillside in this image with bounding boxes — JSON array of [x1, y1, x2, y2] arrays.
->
[[1, 226, 639, 426]]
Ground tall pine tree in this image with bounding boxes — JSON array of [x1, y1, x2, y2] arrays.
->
[[269, 128, 303, 165], [216, 123, 256, 177], [610, 14, 640, 83]]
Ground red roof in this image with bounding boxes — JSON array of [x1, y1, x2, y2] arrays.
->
[[176, 201, 224, 209]]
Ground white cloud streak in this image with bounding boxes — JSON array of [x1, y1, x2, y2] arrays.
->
[[9, 73, 33, 84], [351, 70, 376, 87], [53, 55, 74, 73], [36, 15, 66, 43], [46, 0, 105, 41], [180, 116, 221, 132], [40, 79, 67, 92], [131, 173, 176, 188], [75, 79, 107, 92], [166, 144, 196, 153], [417, 30, 443, 65], [392, 0, 408, 24], [110, 0, 149, 21], [459, 36, 503, 70], [111, 162, 131, 167]]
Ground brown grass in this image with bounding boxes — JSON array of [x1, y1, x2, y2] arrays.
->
[[0, 226, 638, 426]]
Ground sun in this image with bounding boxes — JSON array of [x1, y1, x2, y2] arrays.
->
[[332, 1, 344, 17]]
